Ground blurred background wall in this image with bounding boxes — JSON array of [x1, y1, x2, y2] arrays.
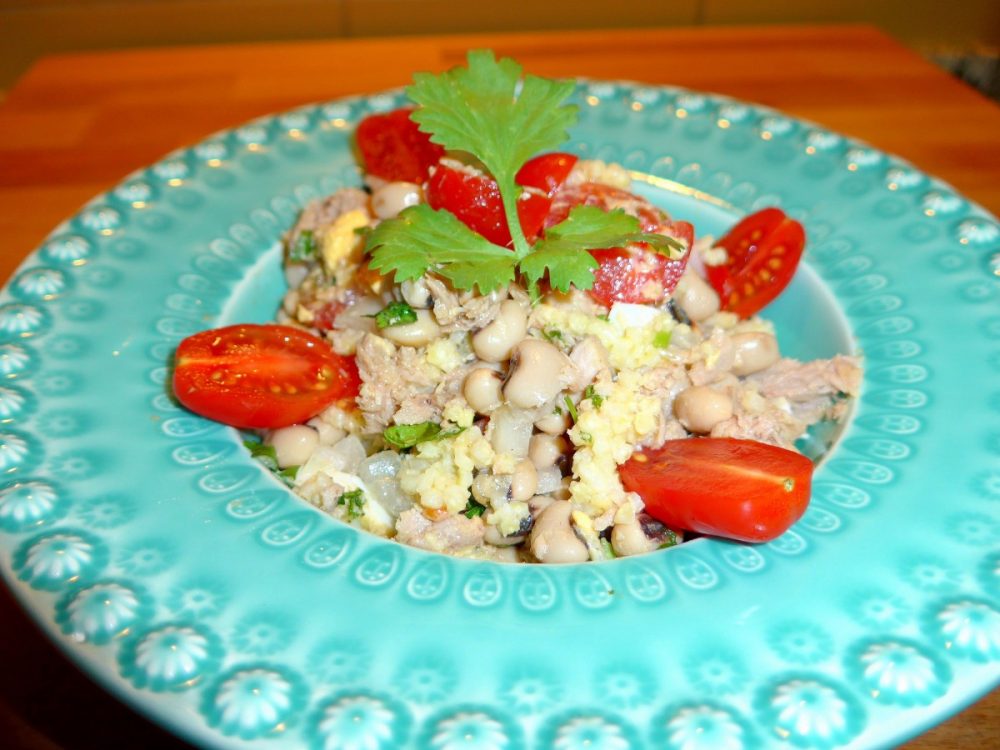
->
[[2, 0, 998, 95]]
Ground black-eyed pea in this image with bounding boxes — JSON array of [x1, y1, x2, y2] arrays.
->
[[463, 368, 504, 414], [379, 309, 441, 347], [529, 433, 569, 469], [505, 339, 573, 409], [510, 458, 538, 502], [371, 181, 422, 220], [673, 385, 733, 434], [674, 268, 721, 322], [731, 331, 780, 376], [528, 500, 589, 563], [266, 425, 319, 468], [472, 300, 528, 362]]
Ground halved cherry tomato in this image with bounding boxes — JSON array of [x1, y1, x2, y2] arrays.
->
[[546, 183, 692, 305], [516, 152, 578, 197], [620, 438, 813, 543], [706, 207, 805, 319], [426, 161, 551, 246], [355, 107, 445, 183], [173, 324, 360, 430]]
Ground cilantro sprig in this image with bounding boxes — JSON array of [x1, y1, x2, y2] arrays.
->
[[366, 50, 683, 296]]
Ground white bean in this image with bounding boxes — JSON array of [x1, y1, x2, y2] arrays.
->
[[371, 181, 422, 220], [379, 309, 440, 347], [673, 385, 733, 434], [674, 268, 720, 322], [529, 433, 569, 469], [610, 519, 658, 557], [266, 425, 319, 468], [505, 339, 573, 409], [510, 459, 538, 502], [472, 300, 528, 362], [463, 368, 504, 414], [400, 278, 432, 308], [535, 407, 571, 436], [528, 500, 588, 563], [731, 331, 780, 376]]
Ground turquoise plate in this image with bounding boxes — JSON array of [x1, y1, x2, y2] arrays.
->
[[1, 83, 998, 749]]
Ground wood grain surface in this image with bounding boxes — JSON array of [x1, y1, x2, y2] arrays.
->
[[0, 24, 997, 749]]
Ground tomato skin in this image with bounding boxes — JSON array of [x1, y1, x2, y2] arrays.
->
[[426, 161, 550, 246], [547, 183, 692, 305], [173, 324, 360, 430], [619, 438, 813, 543], [515, 152, 578, 196], [355, 107, 445, 183], [707, 207, 806, 319]]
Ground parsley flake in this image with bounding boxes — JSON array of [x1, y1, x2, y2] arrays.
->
[[653, 330, 672, 349]]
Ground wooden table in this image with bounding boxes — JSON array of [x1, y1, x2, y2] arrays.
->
[[0, 24, 997, 749]]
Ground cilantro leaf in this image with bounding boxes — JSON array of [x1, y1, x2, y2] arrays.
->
[[364, 51, 686, 298], [367, 205, 516, 292], [520, 206, 682, 292], [408, 50, 576, 256]]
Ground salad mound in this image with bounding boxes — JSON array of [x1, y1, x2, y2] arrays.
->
[[172, 51, 861, 563]]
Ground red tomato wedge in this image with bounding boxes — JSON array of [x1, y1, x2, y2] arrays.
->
[[426, 161, 551, 246], [546, 183, 692, 305], [515, 152, 578, 196], [173, 324, 360, 430], [706, 207, 806, 319], [355, 107, 445, 183], [620, 438, 813, 543]]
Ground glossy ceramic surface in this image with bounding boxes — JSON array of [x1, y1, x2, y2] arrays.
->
[[1, 83, 998, 749]]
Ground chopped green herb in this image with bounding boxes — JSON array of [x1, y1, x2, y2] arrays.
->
[[365, 51, 680, 296], [596, 313, 610, 322], [244, 440, 297, 487], [464, 498, 487, 518], [373, 301, 418, 329], [585, 384, 603, 409], [382, 421, 464, 450], [542, 328, 563, 343], [289, 229, 318, 262], [578, 431, 593, 444], [600, 538, 617, 559], [653, 330, 672, 349], [553, 404, 563, 416], [564, 395, 578, 422], [244, 439, 278, 470], [658, 530, 680, 549], [337, 488, 366, 520]]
